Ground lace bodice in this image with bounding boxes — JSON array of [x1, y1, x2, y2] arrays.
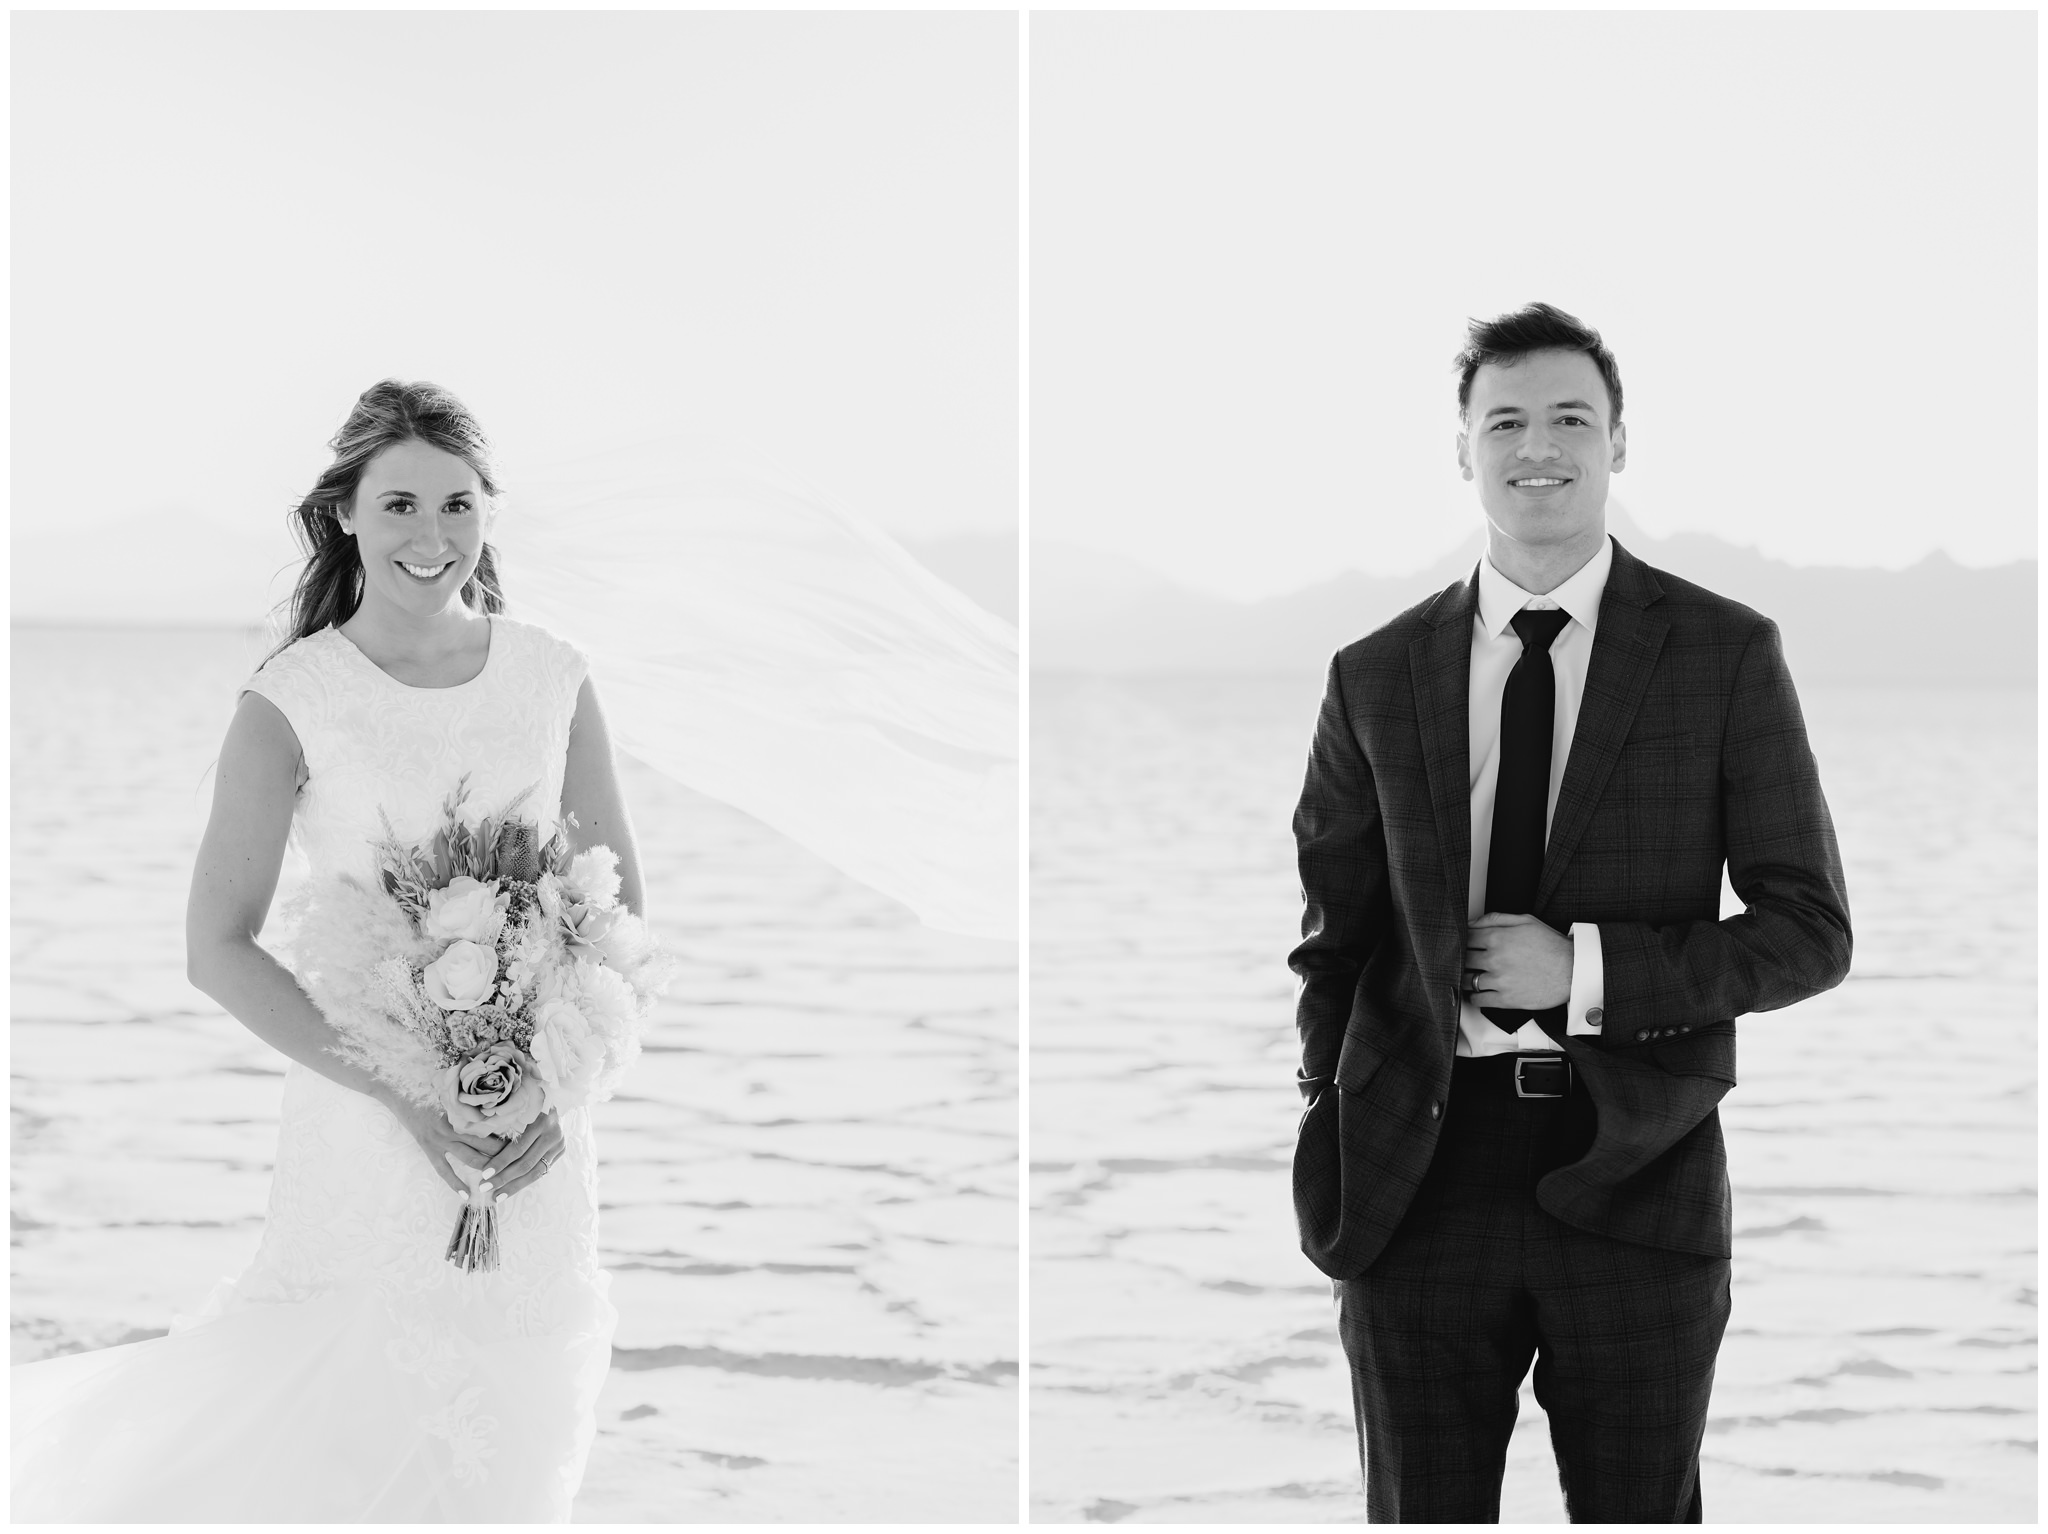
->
[[240, 616, 589, 883]]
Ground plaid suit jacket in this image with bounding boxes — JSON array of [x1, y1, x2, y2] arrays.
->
[[1289, 538, 1852, 1275]]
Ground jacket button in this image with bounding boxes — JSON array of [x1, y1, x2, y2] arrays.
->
[[1430, 1102, 1442, 1120], [1585, 1006, 1604, 1027], [1635, 1029, 1650, 1042]]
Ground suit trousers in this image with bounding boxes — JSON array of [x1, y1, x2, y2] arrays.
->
[[1333, 1055, 1730, 1523]]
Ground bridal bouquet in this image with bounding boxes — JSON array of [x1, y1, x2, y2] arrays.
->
[[282, 776, 671, 1272]]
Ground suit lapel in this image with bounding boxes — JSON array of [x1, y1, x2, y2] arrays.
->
[[1536, 541, 1669, 912], [1409, 570, 1478, 924]]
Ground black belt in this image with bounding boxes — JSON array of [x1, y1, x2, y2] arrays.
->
[[1453, 1051, 1575, 1099]]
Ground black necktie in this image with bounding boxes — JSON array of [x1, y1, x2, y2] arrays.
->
[[1481, 606, 1571, 1040]]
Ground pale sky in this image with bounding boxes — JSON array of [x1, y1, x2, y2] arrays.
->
[[1034, 11, 2037, 601], [14, 11, 1016, 623]]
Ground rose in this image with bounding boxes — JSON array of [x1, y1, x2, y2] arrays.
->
[[530, 999, 607, 1103], [562, 899, 624, 958], [424, 877, 509, 945], [422, 940, 499, 1012], [437, 1040, 548, 1140]]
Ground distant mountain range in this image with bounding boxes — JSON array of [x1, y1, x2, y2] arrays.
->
[[12, 506, 2022, 686], [1034, 506, 2035, 685], [9, 517, 1020, 630]]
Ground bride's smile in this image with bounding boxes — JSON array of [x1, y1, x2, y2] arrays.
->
[[342, 438, 493, 617]]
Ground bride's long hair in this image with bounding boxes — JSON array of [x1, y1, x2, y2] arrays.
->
[[268, 380, 506, 661]]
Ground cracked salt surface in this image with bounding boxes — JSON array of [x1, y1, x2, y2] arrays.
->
[[11, 626, 1018, 1522], [1030, 674, 2034, 1523]]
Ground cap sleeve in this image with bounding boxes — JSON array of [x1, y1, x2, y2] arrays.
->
[[492, 615, 589, 727], [548, 629, 591, 709], [238, 640, 315, 741]]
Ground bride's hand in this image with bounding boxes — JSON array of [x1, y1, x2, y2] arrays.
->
[[481, 1110, 566, 1200], [384, 1093, 499, 1196]]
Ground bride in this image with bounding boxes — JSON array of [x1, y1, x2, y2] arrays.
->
[[14, 381, 656, 1520]]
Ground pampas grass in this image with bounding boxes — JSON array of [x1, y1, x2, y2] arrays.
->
[[274, 877, 447, 1109]]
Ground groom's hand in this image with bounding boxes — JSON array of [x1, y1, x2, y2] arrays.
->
[[1463, 912, 1572, 1009]]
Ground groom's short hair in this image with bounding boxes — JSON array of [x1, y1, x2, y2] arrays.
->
[[1455, 302, 1624, 425]]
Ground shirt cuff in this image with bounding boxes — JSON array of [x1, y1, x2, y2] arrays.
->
[[1565, 921, 1605, 1035]]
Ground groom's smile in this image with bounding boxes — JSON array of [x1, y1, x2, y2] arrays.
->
[[1456, 347, 1626, 569]]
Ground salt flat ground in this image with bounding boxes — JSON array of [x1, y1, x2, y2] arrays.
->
[[1030, 672, 2034, 1523], [10, 625, 1018, 1523]]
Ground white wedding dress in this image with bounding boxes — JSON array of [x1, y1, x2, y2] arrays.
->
[[12, 615, 615, 1522]]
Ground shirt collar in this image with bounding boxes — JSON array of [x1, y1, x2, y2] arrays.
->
[[1475, 533, 1615, 640]]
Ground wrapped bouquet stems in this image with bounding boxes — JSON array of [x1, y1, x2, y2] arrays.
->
[[445, 1164, 502, 1274]]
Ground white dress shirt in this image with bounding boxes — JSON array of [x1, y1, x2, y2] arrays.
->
[[1458, 535, 1612, 1057]]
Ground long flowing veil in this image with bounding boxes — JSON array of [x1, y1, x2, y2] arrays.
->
[[488, 443, 1017, 942]]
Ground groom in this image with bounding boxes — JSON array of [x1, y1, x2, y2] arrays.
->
[[1288, 302, 1851, 1522]]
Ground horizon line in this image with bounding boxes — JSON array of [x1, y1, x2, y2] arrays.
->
[[1033, 529, 2038, 607]]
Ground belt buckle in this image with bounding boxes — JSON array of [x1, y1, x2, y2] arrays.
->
[[1514, 1056, 1570, 1099]]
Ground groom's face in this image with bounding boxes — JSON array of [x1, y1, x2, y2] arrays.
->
[[1456, 349, 1625, 557]]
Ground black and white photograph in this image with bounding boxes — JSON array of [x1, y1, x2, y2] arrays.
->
[[1030, 9, 2033, 1524], [11, 4, 2040, 1529], [12, 10, 1017, 1522]]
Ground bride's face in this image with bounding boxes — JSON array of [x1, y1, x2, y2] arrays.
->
[[342, 440, 495, 617]]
